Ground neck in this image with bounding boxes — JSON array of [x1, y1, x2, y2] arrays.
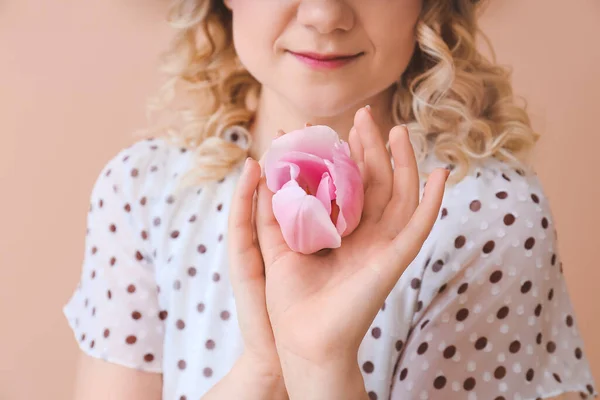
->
[[248, 86, 397, 160]]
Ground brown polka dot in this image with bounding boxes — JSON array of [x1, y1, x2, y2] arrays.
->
[[509, 340, 521, 353], [497, 306, 510, 319], [166, 195, 175, 204], [433, 376, 447, 389], [188, 267, 197, 277], [107, 290, 112, 300], [417, 342, 428, 355], [411, 278, 421, 289], [126, 335, 137, 345], [420, 319, 430, 330], [132, 311, 142, 320], [140, 197, 147, 206], [212, 273, 220, 282], [204, 367, 213, 377], [98, 199, 103, 208], [198, 244, 207, 253], [458, 282, 469, 294], [206, 339, 215, 350], [84, 298, 89, 307], [395, 340, 404, 352], [455, 235, 466, 249], [171, 231, 180, 239], [575, 347, 583, 359], [494, 366, 506, 379], [525, 237, 535, 250], [548, 288, 554, 301], [399, 368, 408, 381], [470, 200, 481, 212], [438, 284, 447, 294], [218, 234, 224, 242], [490, 270, 503, 283], [197, 303, 205, 313], [553, 373, 562, 383], [368, 391, 378, 400], [496, 397, 506, 400], [535, 304, 543, 317], [381, 302, 386, 311], [441, 208, 448, 219], [220, 310, 230, 320], [90, 340, 95, 349], [463, 377, 476, 391], [80, 333, 86, 342], [91, 270, 96, 279], [456, 308, 469, 321], [475, 337, 488, 350], [109, 224, 117, 233], [496, 191, 508, 199], [547, 341, 556, 353], [526, 368, 535, 381], [124, 203, 131, 212], [144, 353, 154, 362], [135, 251, 144, 261], [110, 257, 117, 266], [178, 360, 186, 370], [363, 361, 374, 373], [91, 246, 98, 255], [587, 384, 594, 395], [176, 319, 185, 330], [443, 345, 456, 359], [153, 217, 161, 227], [415, 301, 423, 312], [483, 241, 495, 254], [217, 203, 223, 211], [542, 218, 549, 229], [536, 333, 543, 345], [127, 284, 136, 293], [551, 254, 557, 266], [432, 259, 444, 272], [131, 168, 139, 177], [521, 281, 532, 294], [159, 310, 168, 320], [105, 169, 112, 177], [174, 280, 181, 290], [189, 215, 197, 223], [504, 214, 516, 226], [531, 193, 540, 204], [141, 231, 148, 241], [502, 173, 511, 181], [372, 327, 381, 338]]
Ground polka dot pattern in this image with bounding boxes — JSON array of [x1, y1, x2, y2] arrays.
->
[[62, 139, 596, 400], [387, 160, 596, 400]]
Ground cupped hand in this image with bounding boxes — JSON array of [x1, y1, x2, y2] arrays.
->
[[252, 106, 449, 367]]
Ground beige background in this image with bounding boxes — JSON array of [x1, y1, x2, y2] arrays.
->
[[1, 1, 598, 399]]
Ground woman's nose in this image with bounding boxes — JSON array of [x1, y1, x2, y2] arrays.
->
[[297, 0, 355, 34]]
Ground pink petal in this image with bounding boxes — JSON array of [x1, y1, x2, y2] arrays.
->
[[327, 142, 364, 236], [272, 181, 342, 254], [269, 151, 329, 193], [315, 172, 335, 214], [265, 126, 340, 192]]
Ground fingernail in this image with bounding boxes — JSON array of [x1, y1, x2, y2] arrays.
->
[[364, 105, 371, 115], [244, 157, 252, 169]]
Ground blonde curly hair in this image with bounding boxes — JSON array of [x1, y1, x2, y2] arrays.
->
[[139, 0, 539, 187]]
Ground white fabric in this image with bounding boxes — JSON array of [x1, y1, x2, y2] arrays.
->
[[63, 137, 596, 400]]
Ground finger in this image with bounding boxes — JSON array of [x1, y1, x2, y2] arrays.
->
[[348, 126, 365, 182], [347, 168, 449, 309], [228, 158, 262, 258], [380, 125, 420, 232], [227, 158, 276, 351], [389, 167, 449, 270], [255, 176, 290, 267], [354, 106, 393, 221], [258, 129, 286, 171]]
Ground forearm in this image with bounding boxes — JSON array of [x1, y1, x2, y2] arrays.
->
[[202, 353, 288, 400], [277, 349, 369, 400]]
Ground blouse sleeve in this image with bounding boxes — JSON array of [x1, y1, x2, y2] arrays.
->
[[62, 139, 169, 373], [389, 169, 597, 400]]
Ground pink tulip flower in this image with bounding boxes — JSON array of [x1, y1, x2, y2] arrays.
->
[[263, 125, 364, 254]]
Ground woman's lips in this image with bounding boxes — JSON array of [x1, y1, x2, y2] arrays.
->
[[288, 51, 363, 70]]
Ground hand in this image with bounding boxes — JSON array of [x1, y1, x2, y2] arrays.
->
[[227, 159, 286, 387], [253, 106, 449, 369]]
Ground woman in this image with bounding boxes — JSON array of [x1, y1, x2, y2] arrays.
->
[[63, 0, 596, 399]]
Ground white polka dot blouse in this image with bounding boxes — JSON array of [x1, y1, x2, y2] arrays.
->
[[63, 137, 597, 400]]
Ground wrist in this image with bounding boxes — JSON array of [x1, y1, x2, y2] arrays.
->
[[277, 348, 368, 400], [237, 352, 288, 400]]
